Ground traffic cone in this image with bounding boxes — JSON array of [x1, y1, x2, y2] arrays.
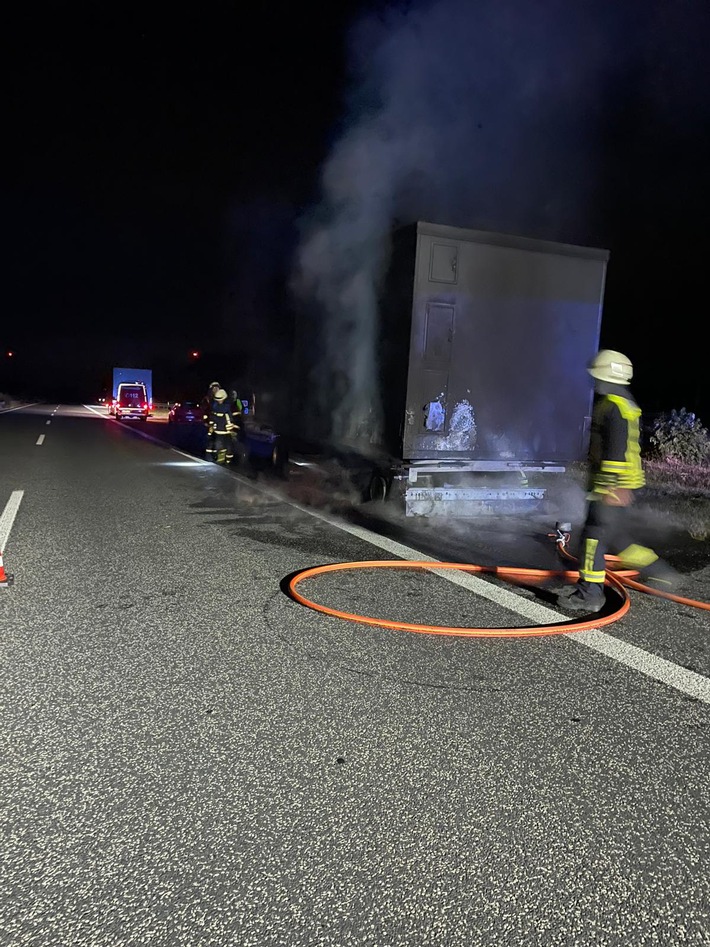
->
[[0, 549, 14, 588]]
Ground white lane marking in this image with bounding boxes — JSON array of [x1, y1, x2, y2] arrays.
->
[[568, 630, 710, 703], [223, 469, 710, 705], [46, 421, 51, 425], [0, 491, 24, 553], [83, 405, 211, 465], [170, 448, 211, 465], [36, 435, 45, 446], [0, 403, 40, 414]]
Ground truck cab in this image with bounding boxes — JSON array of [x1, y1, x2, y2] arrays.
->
[[114, 382, 151, 421]]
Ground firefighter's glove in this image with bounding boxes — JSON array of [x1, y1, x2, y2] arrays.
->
[[603, 488, 633, 507]]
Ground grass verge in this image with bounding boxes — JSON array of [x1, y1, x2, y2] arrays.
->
[[641, 459, 710, 541]]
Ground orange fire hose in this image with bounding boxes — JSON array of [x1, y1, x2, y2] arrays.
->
[[287, 533, 709, 638], [288, 559, 631, 638]]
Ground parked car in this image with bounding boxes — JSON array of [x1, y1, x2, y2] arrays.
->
[[168, 401, 204, 424]]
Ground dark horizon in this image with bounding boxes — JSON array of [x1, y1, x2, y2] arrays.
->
[[3, 0, 710, 422]]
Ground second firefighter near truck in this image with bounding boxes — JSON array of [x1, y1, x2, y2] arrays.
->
[[205, 388, 235, 465]]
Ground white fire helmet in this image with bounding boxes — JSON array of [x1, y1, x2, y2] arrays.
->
[[588, 350, 633, 385]]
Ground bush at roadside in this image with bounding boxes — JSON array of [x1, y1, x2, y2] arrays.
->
[[647, 408, 710, 466]]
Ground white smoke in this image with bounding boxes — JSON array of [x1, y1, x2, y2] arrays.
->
[[292, 0, 697, 447]]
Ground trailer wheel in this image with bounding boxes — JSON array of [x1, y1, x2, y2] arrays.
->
[[271, 441, 289, 477], [367, 473, 389, 503]]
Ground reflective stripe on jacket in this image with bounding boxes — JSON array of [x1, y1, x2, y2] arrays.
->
[[208, 407, 233, 435]]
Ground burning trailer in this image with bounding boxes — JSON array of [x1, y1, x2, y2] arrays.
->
[[288, 220, 608, 516]]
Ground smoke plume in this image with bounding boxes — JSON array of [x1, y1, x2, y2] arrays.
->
[[292, 0, 708, 445]]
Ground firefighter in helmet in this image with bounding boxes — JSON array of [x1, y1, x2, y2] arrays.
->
[[559, 349, 679, 613], [201, 381, 221, 422], [205, 388, 235, 464]]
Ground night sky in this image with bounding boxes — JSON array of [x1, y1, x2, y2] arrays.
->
[[4, 0, 710, 422]]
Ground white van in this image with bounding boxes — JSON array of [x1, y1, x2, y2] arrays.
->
[[114, 383, 151, 421]]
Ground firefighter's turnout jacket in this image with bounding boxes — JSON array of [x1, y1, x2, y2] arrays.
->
[[577, 381, 655, 586], [206, 404, 234, 463], [587, 382, 645, 499], [207, 405, 233, 436]]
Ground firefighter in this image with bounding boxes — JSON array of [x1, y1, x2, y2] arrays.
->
[[229, 389, 244, 429], [226, 388, 245, 463], [559, 350, 679, 613], [201, 381, 221, 422], [205, 388, 235, 464]]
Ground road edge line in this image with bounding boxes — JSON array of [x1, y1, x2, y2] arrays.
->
[[0, 491, 24, 553]]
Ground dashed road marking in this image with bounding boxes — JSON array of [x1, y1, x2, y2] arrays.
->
[[36, 435, 45, 446]]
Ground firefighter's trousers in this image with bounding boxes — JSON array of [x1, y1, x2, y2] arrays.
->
[[578, 498, 660, 585], [206, 431, 234, 465]]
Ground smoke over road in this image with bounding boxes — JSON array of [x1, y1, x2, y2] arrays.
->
[[292, 0, 639, 443]]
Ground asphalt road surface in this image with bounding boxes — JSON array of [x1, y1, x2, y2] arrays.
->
[[1, 403, 709, 947]]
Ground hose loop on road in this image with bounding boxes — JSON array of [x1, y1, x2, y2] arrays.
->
[[287, 559, 631, 638], [287, 536, 709, 637]]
